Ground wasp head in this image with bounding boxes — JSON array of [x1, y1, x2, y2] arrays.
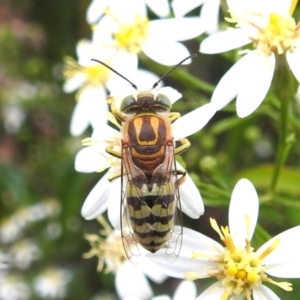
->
[[120, 92, 171, 114]]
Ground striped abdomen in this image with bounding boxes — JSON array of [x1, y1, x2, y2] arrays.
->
[[126, 183, 176, 253]]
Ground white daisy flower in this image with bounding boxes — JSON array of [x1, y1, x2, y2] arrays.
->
[[76, 85, 216, 226], [0, 275, 30, 300], [148, 179, 300, 299], [34, 268, 72, 299], [171, 0, 220, 34], [10, 239, 40, 270], [63, 40, 165, 136], [92, 2, 205, 66], [63, 39, 136, 136], [84, 216, 167, 300], [87, 0, 171, 24], [200, 0, 300, 118]]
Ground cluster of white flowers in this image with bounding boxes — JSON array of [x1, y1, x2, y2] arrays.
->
[[63, 0, 212, 137], [0, 199, 72, 300], [64, 0, 300, 299]]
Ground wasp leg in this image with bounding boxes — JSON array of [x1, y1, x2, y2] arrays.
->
[[176, 169, 186, 186], [108, 171, 122, 181], [168, 112, 181, 123], [174, 138, 191, 155], [106, 143, 121, 159], [107, 96, 126, 122]]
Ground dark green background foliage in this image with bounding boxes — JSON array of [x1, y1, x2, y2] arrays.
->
[[1, 0, 300, 299]]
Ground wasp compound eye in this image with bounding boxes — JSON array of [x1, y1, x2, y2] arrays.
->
[[120, 95, 139, 114], [153, 94, 172, 112]]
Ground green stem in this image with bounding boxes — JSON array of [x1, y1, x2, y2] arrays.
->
[[269, 54, 297, 194], [269, 91, 289, 193], [139, 54, 215, 93]]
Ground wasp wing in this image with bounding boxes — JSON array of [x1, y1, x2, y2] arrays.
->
[[120, 143, 147, 263], [152, 142, 183, 262], [120, 140, 183, 263]]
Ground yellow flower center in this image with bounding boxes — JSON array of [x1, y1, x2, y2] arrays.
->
[[227, 1, 300, 57], [255, 13, 300, 55], [83, 216, 126, 273], [63, 57, 111, 87], [185, 218, 293, 300], [112, 14, 149, 54]]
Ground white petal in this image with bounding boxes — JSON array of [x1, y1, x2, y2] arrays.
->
[[196, 282, 225, 300], [124, 296, 141, 300], [70, 87, 107, 136], [106, 52, 140, 94], [129, 69, 160, 91], [228, 179, 259, 248], [257, 226, 300, 278], [108, 52, 139, 83], [227, 0, 290, 16], [107, 177, 122, 229], [138, 259, 168, 284], [91, 124, 119, 139], [178, 167, 204, 218], [152, 296, 170, 300], [145, 0, 170, 17], [211, 51, 272, 113], [210, 54, 246, 110], [92, 16, 118, 44], [75, 145, 109, 173], [142, 39, 191, 66], [147, 227, 222, 278], [286, 47, 300, 83], [171, 0, 206, 17], [253, 284, 280, 300], [70, 102, 90, 137], [149, 18, 206, 42], [236, 52, 275, 118], [174, 281, 197, 300], [104, 0, 146, 24], [200, 28, 251, 54], [81, 174, 110, 220], [116, 262, 153, 300], [76, 39, 115, 65], [146, 250, 200, 278], [63, 73, 86, 93], [172, 103, 216, 141], [181, 227, 223, 254], [85, 88, 108, 131], [201, 0, 220, 34], [86, 0, 110, 24], [158, 87, 182, 104]]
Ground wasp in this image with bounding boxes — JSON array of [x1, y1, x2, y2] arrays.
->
[[92, 55, 194, 261]]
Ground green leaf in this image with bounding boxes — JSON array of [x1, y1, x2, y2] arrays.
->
[[235, 164, 300, 196]]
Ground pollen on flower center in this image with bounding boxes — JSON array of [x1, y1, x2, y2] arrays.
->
[[255, 13, 300, 55], [185, 218, 292, 300], [114, 15, 149, 54], [63, 57, 111, 87], [83, 216, 127, 273], [220, 246, 264, 294]]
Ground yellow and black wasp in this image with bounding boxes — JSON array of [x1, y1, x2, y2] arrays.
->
[[93, 55, 195, 261]]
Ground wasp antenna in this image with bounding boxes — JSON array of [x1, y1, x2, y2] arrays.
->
[[152, 54, 197, 89], [91, 59, 138, 90]]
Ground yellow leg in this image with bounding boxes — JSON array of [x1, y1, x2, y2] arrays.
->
[[108, 171, 122, 181], [107, 96, 126, 122], [176, 169, 186, 186], [175, 138, 190, 155], [106, 143, 122, 159], [168, 112, 181, 123]]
